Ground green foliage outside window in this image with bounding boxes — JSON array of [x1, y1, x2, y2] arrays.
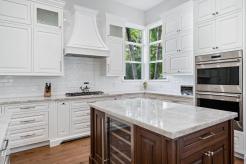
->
[[149, 25, 163, 80], [124, 27, 143, 80]]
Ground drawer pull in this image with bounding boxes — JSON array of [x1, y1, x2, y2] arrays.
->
[[20, 133, 36, 139], [199, 132, 215, 140], [20, 106, 35, 110], [0, 139, 9, 151], [20, 119, 36, 124]]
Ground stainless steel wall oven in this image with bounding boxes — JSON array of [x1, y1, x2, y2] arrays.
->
[[195, 50, 243, 131]]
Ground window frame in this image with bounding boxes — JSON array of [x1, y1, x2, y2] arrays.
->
[[147, 21, 167, 81], [123, 23, 145, 81]]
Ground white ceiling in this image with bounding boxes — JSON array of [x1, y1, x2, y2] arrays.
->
[[113, 0, 164, 11]]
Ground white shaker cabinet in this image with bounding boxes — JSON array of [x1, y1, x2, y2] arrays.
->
[[106, 36, 124, 76], [194, 12, 242, 55], [57, 102, 70, 138], [33, 4, 63, 75], [195, 0, 242, 23], [162, 1, 193, 75], [194, 0, 216, 22], [0, 0, 31, 24], [215, 12, 242, 51], [0, 22, 32, 74], [106, 14, 125, 77], [0, 0, 64, 76], [195, 21, 215, 55]]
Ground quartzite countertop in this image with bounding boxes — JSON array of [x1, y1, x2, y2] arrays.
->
[[0, 91, 193, 105], [89, 98, 237, 139]]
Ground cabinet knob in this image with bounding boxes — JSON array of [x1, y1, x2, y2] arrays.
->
[[62, 102, 66, 105], [216, 12, 219, 15], [212, 13, 216, 16]]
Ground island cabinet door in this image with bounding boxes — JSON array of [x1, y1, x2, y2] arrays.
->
[[90, 109, 107, 164], [134, 126, 163, 164], [210, 139, 229, 164], [180, 147, 212, 164]]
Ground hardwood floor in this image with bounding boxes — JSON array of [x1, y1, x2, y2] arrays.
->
[[11, 138, 244, 164]]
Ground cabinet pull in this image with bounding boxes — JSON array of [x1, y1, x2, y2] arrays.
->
[[203, 152, 210, 157], [20, 119, 36, 124], [20, 133, 36, 139], [215, 12, 219, 15], [212, 13, 216, 16], [0, 139, 8, 151], [199, 132, 215, 140], [20, 106, 35, 110]]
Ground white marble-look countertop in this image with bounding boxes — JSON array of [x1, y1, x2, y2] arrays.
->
[[0, 91, 193, 105], [89, 98, 237, 139], [0, 113, 11, 148]]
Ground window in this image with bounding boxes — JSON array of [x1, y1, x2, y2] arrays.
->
[[148, 25, 164, 80], [124, 27, 143, 80]]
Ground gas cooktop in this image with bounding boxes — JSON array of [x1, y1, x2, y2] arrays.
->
[[65, 91, 104, 97]]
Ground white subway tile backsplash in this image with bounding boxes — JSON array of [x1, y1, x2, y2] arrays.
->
[[0, 56, 193, 98]]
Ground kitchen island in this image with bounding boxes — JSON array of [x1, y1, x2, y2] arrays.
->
[[89, 98, 237, 164]]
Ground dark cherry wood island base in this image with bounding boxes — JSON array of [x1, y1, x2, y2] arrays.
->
[[89, 108, 234, 164]]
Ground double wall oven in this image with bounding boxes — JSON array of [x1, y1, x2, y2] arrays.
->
[[195, 50, 243, 131]]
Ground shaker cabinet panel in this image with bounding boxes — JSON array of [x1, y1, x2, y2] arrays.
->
[[135, 127, 162, 164], [195, 21, 215, 55], [0, 0, 31, 24], [0, 22, 32, 73], [170, 54, 193, 74], [163, 12, 179, 37], [216, 0, 242, 16], [195, 0, 216, 22], [34, 27, 62, 74], [179, 32, 193, 53], [57, 102, 70, 138], [164, 36, 179, 55], [106, 36, 124, 76], [215, 12, 242, 51]]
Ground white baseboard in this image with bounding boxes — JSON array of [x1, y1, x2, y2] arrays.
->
[[49, 134, 90, 147], [10, 141, 49, 154]]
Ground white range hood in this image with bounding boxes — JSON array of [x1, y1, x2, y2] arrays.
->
[[65, 6, 109, 57]]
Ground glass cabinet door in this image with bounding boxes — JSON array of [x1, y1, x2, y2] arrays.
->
[[108, 118, 133, 164], [35, 4, 61, 28]]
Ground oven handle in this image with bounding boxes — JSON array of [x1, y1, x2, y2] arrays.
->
[[196, 92, 241, 98], [196, 58, 240, 65]]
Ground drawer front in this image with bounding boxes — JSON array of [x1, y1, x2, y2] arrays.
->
[[5, 103, 49, 114], [9, 126, 48, 148], [9, 112, 48, 131], [179, 122, 228, 158], [71, 102, 89, 109], [71, 122, 90, 135], [0, 0, 31, 24], [72, 109, 90, 118]]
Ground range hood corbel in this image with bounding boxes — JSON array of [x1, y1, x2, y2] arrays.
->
[[65, 5, 109, 57]]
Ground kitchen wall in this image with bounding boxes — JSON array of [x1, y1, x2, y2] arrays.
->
[[0, 0, 194, 98], [144, 0, 190, 24], [144, 0, 194, 94]]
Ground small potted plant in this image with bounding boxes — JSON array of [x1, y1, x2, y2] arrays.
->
[[143, 81, 148, 90]]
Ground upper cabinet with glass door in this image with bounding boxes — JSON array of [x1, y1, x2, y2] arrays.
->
[[35, 3, 63, 29], [33, 2, 64, 75]]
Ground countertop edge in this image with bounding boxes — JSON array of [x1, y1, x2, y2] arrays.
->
[[89, 103, 237, 139], [0, 91, 194, 105]]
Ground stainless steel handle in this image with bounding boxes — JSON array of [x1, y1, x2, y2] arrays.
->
[[20, 106, 35, 110], [0, 139, 8, 151], [20, 133, 36, 139], [196, 92, 241, 98], [203, 152, 211, 157], [20, 119, 36, 124], [199, 132, 215, 140], [196, 58, 240, 65]]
